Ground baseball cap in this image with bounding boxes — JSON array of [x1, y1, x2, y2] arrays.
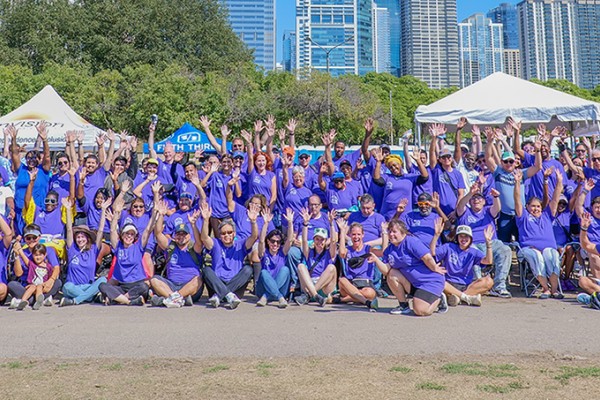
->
[[180, 192, 193, 200], [313, 228, 328, 239], [121, 224, 138, 235], [417, 193, 433, 202], [339, 159, 352, 168], [501, 151, 515, 161], [147, 158, 159, 165], [439, 149, 452, 157], [283, 146, 295, 157], [175, 223, 190, 234], [23, 226, 41, 237], [559, 195, 568, 203], [456, 225, 473, 238], [232, 151, 245, 159], [380, 144, 391, 151], [299, 150, 310, 157], [332, 172, 345, 181]]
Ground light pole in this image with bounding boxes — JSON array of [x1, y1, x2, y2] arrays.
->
[[305, 34, 355, 127], [389, 89, 393, 145]]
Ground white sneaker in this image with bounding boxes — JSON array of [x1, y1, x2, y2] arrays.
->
[[43, 295, 53, 307], [256, 296, 267, 307], [226, 293, 242, 310], [8, 297, 19, 309], [164, 293, 183, 308], [209, 294, 220, 308], [466, 294, 482, 307]]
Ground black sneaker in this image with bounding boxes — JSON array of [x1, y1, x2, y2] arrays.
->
[[129, 296, 145, 306], [366, 297, 379, 312], [184, 295, 193, 307], [32, 294, 44, 310], [316, 294, 327, 307], [16, 300, 28, 311], [294, 293, 309, 306], [437, 293, 448, 314], [59, 297, 75, 307], [150, 296, 165, 307]]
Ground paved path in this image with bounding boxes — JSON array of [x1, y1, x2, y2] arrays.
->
[[1, 295, 598, 359]]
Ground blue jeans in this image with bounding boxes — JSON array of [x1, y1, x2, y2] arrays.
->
[[519, 247, 561, 277], [497, 212, 518, 243], [256, 268, 290, 301], [474, 240, 512, 292], [63, 277, 107, 304], [286, 246, 303, 291]]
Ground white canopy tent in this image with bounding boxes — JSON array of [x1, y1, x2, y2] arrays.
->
[[414, 72, 600, 143], [0, 85, 103, 151]]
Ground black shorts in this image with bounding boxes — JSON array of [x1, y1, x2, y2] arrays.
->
[[410, 287, 440, 305], [448, 281, 467, 292]]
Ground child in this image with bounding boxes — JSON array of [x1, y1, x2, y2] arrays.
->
[[13, 243, 53, 310]]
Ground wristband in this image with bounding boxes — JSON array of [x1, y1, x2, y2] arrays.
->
[[583, 188, 590, 195], [581, 226, 589, 232]]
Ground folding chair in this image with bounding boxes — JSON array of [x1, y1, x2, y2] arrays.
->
[[513, 243, 563, 297]]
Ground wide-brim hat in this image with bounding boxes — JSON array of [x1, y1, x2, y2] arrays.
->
[[73, 225, 97, 244]]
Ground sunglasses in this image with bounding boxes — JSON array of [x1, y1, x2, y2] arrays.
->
[[24, 235, 37, 241], [221, 230, 235, 235], [502, 159, 515, 164], [576, 149, 587, 153], [440, 155, 452, 159], [132, 205, 145, 209], [299, 155, 309, 159], [417, 201, 431, 207], [333, 179, 344, 183], [44, 198, 58, 205], [269, 239, 282, 244], [309, 203, 321, 207], [57, 161, 69, 166], [593, 157, 600, 162]]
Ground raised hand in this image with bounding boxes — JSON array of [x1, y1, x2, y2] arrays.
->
[[396, 198, 409, 214], [284, 208, 294, 223], [286, 118, 297, 133], [112, 195, 124, 213], [262, 207, 273, 223], [278, 129, 286, 144], [68, 165, 77, 177], [194, 148, 205, 160], [364, 118, 374, 135], [120, 179, 132, 193], [503, 123, 514, 139], [190, 173, 201, 187], [174, 152, 185, 163], [513, 168, 523, 183], [187, 209, 201, 224], [355, 157, 365, 170], [490, 188, 500, 198], [105, 209, 114, 222], [484, 225, 494, 243], [582, 137, 592, 150], [456, 117, 467, 130], [336, 217, 348, 233], [585, 178, 596, 192], [321, 132, 332, 147], [253, 120, 264, 135], [433, 217, 444, 236], [247, 203, 260, 222], [199, 116, 211, 130], [469, 181, 481, 196], [484, 126, 495, 141], [96, 133, 106, 146], [431, 192, 440, 209], [240, 129, 252, 144], [537, 123, 547, 137], [265, 114, 276, 130], [381, 221, 389, 233], [28, 168, 38, 181], [199, 201, 212, 220], [507, 117, 522, 132], [471, 125, 481, 137], [151, 181, 162, 194], [4, 124, 17, 141], [61, 197, 73, 208], [372, 147, 384, 162], [327, 209, 337, 223], [220, 125, 231, 139], [582, 212, 592, 229], [534, 139, 542, 152], [36, 121, 48, 140], [101, 197, 113, 211], [128, 136, 138, 150], [105, 129, 116, 142], [328, 129, 337, 142], [543, 166, 555, 178], [300, 207, 311, 223]]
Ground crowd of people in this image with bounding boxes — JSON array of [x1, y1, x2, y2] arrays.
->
[[0, 114, 598, 316]]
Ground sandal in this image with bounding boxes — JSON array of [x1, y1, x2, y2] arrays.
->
[[551, 293, 564, 299], [539, 292, 550, 299]]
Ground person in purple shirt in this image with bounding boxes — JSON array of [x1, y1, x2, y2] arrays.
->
[[372, 147, 429, 220], [7, 224, 62, 308], [203, 154, 239, 233], [242, 129, 277, 210], [132, 158, 168, 211], [12, 242, 54, 310], [514, 168, 563, 299], [49, 152, 78, 203], [0, 215, 13, 305], [164, 192, 197, 236], [456, 182, 512, 298], [226, 174, 273, 241], [431, 220, 494, 307], [199, 202, 259, 309], [78, 154, 110, 209], [78, 186, 112, 238], [98, 197, 157, 306], [337, 219, 379, 311], [347, 194, 386, 245], [577, 212, 600, 302], [319, 169, 360, 213], [151, 204, 203, 308], [576, 178, 600, 279], [293, 208, 338, 307], [174, 161, 206, 205], [254, 208, 294, 308], [59, 198, 108, 306], [398, 192, 448, 246], [281, 160, 312, 229], [369, 219, 447, 316]]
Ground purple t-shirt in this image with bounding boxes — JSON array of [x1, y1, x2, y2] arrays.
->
[[261, 249, 286, 278], [293, 212, 334, 240], [0, 240, 8, 284], [333, 149, 361, 171], [49, 171, 79, 201], [20, 246, 59, 284], [207, 172, 233, 218], [325, 182, 359, 211], [457, 206, 497, 245], [26, 260, 53, 284], [133, 172, 169, 211], [383, 235, 444, 296], [432, 165, 465, 215], [410, 165, 434, 207], [209, 238, 249, 281], [81, 198, 109, 233], [517, 207, 557, 250], [344, 244, 375, 280], [157, 159, 184, 186], [34, 206, 65, 236], [552, 210, 571, 247], [175, 177, 200, 203], [247, 170, 275, 205], [283, 183, 312, 216], [111, 242, 148, 283], [436, 243, 484, 286], [165, 210, 194, 236], [347, 212, 385, 243], [67, 243, 99, 285], [165, 241, 201, 284], [82, 168, 108, 202], [582, 213, 600, 243], [526, 159, 567, 201], [379, 173, 420, 220], [400, 211, 440, 246], [305, 247, 334, 278], [230, 203, 272, 241]]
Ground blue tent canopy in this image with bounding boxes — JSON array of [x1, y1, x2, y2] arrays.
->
[[143, 122, 231, 154]]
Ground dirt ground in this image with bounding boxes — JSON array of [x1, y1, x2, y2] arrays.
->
[[1, 354, 598, 399]]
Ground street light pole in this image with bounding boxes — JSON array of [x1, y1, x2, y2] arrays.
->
[[306, 35, 354, 127], [389, 89, 393, 145]]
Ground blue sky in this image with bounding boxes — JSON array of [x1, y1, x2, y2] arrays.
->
[[275, 0, 515, 62]]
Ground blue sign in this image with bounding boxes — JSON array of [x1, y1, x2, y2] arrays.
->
[[143, 122, 231, 154]]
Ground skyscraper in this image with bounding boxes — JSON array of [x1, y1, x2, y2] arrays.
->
[[487, 3, 519, 49], [503, 49, 522, 78], [295, 0, 374, 77], [517, 0, 579, 84], [221, 0, 276, 71], [575, 0, 600, 89], [399, 0, 460, 89], [373, 7, 391, 73], [283, 31, 297, 72], [375, 0, 401, 76], [458, 14, 504, 87]]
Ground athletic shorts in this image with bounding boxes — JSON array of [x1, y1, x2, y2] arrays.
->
[[410, 287, 440, 305]]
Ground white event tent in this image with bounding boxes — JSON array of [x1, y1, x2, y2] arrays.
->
[[0, 85, 103, 151], [414, 72, 600, 143]]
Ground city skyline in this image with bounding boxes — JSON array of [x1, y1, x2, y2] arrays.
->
[[275, 0, 516, 64]]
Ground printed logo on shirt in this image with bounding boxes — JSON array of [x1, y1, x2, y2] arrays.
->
[[387, 254, 395, 267], [216, 179, 223, 188], [174, 217, 184, 226], [412, 220, 421, 227], [71, 256, 80, 265], [182, 183, 188, 191], [124, 217, 134, 225], [52, 182, 60, 188], [264, 257, 271, 268], [253, 176, 261, 184], [331, 195, 339, 205], [118, 249, 126, 259], [290, 188, 297, 195], [450, 252, 459, 265], [171, 253, 178, 265], [386, 181, 394, 190], [467, 215, 478, 224]]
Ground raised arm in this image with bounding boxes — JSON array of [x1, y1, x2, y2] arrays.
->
[[548, 169, 563, 217], [153, 201, 170, 250], [102, 130, 116, 171], [509, 117, 524, 160], [225, 171, 240, 213], [7, 125, 20, 173], [484, 128, 498, 172], [578, 179, 595, 218], [36, 122, 51, 172], [96, 198, 111, 249], [327, 210, 338, 259], [471, 125, 482, 155], [361, 118, 374, 163], [63, 197, 75, 248], [199, 201, 214, 250], [525, 139, 543, 178], [513, 169, 523, 217], [257, 208, 272, 258], [199, 116, 224, 155], [428, 124, 442, 169], [23, 168, 37, 211], [300, 207, 311, 259], [581, 212, 600, 255], [286, 119, 297, 151], [541, 167, 554, 209], [456, 182, 478, 217], [244, 203, 260, 250], [242, 129, 254, 175], [429, 217, 444, 257], [96, 134, 107, 166], [482, 225, 494, 265], [454, 117, 467, 163], [148, 122, 157, 159], [431, 192, 448, 223], [282, 208, 295, 255]]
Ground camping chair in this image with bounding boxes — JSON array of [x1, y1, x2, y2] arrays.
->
[[513, 243, 563, 297]]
